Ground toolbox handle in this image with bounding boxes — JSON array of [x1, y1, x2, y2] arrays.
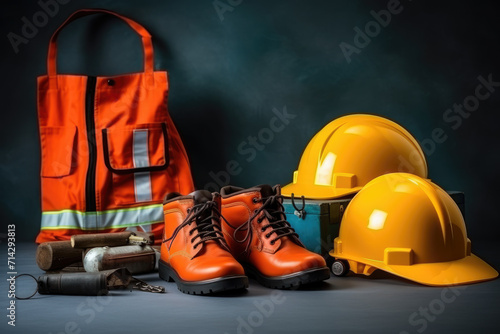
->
[[291, 193, 306, 219]]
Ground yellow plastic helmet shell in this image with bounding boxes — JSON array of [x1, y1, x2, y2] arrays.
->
[[282, 114, 428, 199], [330, 173, 498, 286]]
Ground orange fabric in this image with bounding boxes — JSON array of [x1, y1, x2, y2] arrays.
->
[[221, 191, 326, 277], [36, 9, 194, 244], [47, 9, 155, 81], [105, 123, 167, 171], [161, 198, 245, 282]]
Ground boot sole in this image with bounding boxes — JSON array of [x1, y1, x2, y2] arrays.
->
[[244, 264, 330, 289], [159, 260, 249, 295]]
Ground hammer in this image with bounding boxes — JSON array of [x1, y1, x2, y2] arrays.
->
[[36, 232, 154, 271]]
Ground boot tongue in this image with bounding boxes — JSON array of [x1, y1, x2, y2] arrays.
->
[[189, 190, 217, 236], [256, 185, 290, 238], [256, 184, 275, 198], [190, 190, 213, 205]]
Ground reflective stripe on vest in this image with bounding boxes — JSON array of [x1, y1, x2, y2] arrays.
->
[[133, 129, 153, 202], [41, 204, 163, 230]]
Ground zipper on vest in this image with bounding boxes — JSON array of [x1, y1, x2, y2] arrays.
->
[[85, 76, 97, 212]]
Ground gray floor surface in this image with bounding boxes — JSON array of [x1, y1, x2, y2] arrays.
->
[[1, 242, 499, 334]]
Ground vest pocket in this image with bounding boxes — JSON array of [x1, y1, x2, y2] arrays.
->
[[102, 122, 170, 205], [40, 126, 77, 177]]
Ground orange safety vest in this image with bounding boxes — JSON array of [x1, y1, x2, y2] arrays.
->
[[36, 9, 194, 244]]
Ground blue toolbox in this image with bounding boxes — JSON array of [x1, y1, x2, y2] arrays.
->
[[283, 191, 465, 255], [283, 197, 352, 255]]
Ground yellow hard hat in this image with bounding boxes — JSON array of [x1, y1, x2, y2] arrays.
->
[[281, 114, 428, 199], [329, 173, 498, 286]]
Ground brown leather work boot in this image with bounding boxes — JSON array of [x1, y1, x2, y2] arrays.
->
[[220, 184, 330, 289], [159, 190, 248, 294]]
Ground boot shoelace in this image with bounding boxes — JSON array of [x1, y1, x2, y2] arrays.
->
[[163, 200, 226, 251], [226, 194, 299, 253]]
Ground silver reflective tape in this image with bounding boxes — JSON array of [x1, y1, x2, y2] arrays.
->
[[126, 223, 152, 233], [133, 129, 152, 202], [41, 205, 163, 230], [134, 172, 152, 202]]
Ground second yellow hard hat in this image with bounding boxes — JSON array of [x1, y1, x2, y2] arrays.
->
[[329, 173, 498, 286]]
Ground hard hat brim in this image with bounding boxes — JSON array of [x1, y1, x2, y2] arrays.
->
[[331, 251, 498, 286], [281, 182, 361, 199]]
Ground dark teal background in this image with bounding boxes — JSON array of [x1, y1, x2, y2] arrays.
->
[[1, 0, 499, 242]]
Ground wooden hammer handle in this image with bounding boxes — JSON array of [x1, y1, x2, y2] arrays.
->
[[71, 232, 133, 249], [36, 241, 83, 271]]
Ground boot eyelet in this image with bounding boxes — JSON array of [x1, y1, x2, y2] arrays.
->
[[252, 197, 258, 204], [265, 233, 271, 238], [270, 240, 275, 245], [261, 227, 266, 232]]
